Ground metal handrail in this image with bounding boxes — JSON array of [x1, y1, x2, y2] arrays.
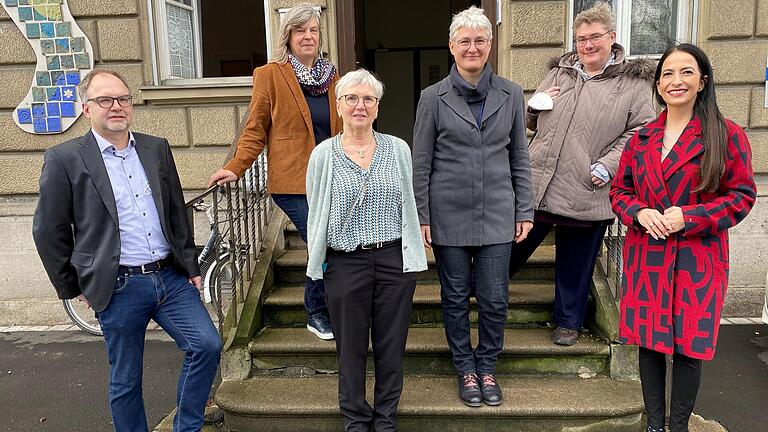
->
[[184, 152, 272, 338], [602, 220, 625, 303]]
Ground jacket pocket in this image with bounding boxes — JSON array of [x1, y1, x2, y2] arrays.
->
[[70, 251, 94, 268]]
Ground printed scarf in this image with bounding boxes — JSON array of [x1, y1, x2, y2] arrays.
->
[[288, 53, 336, 96]]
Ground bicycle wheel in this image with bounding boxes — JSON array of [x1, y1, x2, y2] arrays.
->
[[206, 258, 235, 313], [62, 298, 102, 336]]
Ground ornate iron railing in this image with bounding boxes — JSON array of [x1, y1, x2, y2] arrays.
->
[[602, 220, 625, 303], [185, 153, 272, 337]]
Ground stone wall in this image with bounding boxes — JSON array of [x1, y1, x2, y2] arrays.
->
[[0, 0, 241, 194]]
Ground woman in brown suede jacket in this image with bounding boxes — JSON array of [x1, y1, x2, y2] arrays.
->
[[508, 2, 655, 346], [207, 4, 342, 340]]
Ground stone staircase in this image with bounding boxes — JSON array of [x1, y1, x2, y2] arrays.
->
[[215, 219, 644, 431]]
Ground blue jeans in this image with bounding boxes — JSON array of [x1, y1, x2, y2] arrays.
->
[[97, 268, 222, 432], [433, 242, 512, 375], [272, 193, 328, 317]]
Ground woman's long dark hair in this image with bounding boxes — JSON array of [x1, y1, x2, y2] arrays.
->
[[654, 43, 728, 193]]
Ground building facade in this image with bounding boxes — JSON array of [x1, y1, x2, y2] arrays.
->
[[0, 0, 766, 322]]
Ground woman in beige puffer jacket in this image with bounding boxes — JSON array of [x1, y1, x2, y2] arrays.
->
[[509, 2, 655, 346]]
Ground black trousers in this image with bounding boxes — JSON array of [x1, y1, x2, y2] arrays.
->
[[324, 242, 417, 432], [639, 347, 702, 432], [509, 220, 607, 330]]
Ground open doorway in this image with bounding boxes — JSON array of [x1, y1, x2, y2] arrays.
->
[[339, 0, 488, 143]]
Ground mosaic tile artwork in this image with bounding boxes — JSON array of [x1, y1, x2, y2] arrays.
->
[[1, 0, 93, 134]]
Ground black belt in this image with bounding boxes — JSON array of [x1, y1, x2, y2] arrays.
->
[[356, 239, 401, 251], [118, 257, 173, 276]]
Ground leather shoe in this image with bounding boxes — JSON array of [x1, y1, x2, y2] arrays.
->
[[307, 313, 334, 340], [457, 373, 483, 407], [479, 373, 503, 406], [552, 326, 579, 346]]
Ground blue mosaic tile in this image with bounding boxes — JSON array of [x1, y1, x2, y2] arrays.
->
[[32, 87, 46, 102], [51, 70, 65, 86], [35, 71, 51, 86], [55, 38, 69, 53], [55, 22, 70, 37], [32, 103, 45, 118], [40, 39, 55, 55], [61, 86, 76, 101], [74, 53, 89, 69], [26, 23, 40, 39], [5, 0, 19, 7], [33, 117, 46, 133], [65, 71, 80, 85], [33, 7, 46, 21], [46, 102, 60, 116], [40, 22, 55, 38], [70, 37, 84, 53], [60, 54, 74, 69], [18, 0, 29, 5], [17, 108, 32, 124], [46, 55, 60, 70], [47, 117, 62, 132], [18, 7, 33, 21], [46, 87, 61, 101], [59, 102, 75, 117]]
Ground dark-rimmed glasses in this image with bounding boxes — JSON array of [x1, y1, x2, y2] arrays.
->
[[575, 31, 611, 47], [87, 95, 133, 108], [339, 94, 379, 108]]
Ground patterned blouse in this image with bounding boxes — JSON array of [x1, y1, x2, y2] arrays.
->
[[327, 133, 403, 252]]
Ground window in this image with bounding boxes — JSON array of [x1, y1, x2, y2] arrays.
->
[[569, 0, 693, 57], [151, 0, 268, 82], [155, 0, 202, 79]]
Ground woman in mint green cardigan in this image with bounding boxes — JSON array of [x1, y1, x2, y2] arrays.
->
[[305, 69, 426, 431]]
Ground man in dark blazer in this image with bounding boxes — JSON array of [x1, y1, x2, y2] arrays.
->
[[32, 69, 221, 432]]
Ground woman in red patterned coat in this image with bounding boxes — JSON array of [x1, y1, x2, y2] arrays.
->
[[610, 43, 756, 432]]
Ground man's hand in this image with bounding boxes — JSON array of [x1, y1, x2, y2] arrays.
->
[[663, 206, 685, 234], [420, 225, 432, 249], [76, 293, 90, 309], [189, 276, 202, 290], [207, 169, 238, 188], [544, 86, 561, 98], [590, 176, 607, 187], [515, 221, 533, 243]]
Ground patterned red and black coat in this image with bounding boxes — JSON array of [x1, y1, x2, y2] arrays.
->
[[610, 111, 756, 360]]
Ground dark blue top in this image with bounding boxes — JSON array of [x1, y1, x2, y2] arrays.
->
[[303, 90, 331, 145]]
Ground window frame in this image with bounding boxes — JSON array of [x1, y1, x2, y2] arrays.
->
[[153, 0, 204, 80], [567, 0, 696, 58]]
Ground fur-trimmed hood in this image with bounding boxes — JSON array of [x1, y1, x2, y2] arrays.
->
[[546, 44, 655, 82]]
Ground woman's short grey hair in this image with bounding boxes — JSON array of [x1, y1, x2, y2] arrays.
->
[[449, 6, 493, 41], [335, 69, 384, 100], [271, 4, 321, 64], [573, 1, 615, 33]]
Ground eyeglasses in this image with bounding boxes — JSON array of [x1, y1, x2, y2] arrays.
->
[[453, 38, 489, 50], [339, 94, 379, 108], [87, 95, 133, 108], [575, 31, 611, 47]]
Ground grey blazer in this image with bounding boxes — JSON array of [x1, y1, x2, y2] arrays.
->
[[32, 131, 200, 312], [412, 74, 534, 246]]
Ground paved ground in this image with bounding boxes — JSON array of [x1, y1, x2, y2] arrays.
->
[[1, 324, 765, 432]]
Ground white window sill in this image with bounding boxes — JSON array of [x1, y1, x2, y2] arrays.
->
[[140, 76, 253, 105]]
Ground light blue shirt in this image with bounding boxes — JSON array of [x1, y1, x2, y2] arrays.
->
[[94, 129, 171, 266]]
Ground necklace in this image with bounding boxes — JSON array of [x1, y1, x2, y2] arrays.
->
[[344, 134, 374, 158]]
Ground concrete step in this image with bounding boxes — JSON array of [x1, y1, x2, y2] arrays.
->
[[264, 282, 557, 326], [216, 375, 644, 431], [273, 247, 556, 285], [250, 327, 609, 376], [284, 223, 557, 250]]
